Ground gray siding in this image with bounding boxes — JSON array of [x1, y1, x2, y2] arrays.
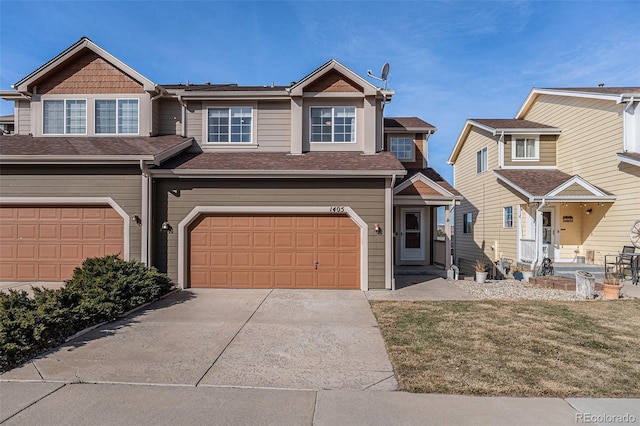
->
[[0, 165, 143, 260], [16, 100, 30, 135], [153, 178, 386, 289], [256, 101, 291, 151]]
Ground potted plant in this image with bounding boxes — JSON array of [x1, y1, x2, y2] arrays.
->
[[474, 259, 488, 283], [603, 272, 622, 300], [522, 268, 533, 283]]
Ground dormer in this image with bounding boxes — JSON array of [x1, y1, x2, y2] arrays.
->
[[287, 60, 393, 155], [2, 37, 160, 137], [384, 117, 436, 169]]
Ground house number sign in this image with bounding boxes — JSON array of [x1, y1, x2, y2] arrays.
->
[[329, 206, 345, 213]]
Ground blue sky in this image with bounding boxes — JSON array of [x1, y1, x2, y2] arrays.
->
[[1, 1, 638, 183]]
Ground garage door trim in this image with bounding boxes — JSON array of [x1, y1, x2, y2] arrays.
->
[[177, 206, 368, 290], [0, 197, 130, 260]]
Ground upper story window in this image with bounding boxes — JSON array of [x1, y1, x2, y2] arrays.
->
[[43, 99, 86, 134], [476, 147, 488, 173], [310, 107, 355, 143], [207, 107, 252, 143], [513, 137, 539, 160], [95, 99, 139, 134], [390, 137, 414, 160]]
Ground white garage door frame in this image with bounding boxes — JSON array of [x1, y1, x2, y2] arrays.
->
[[0, 197, 130, 260], [177, 206, 369, 290]]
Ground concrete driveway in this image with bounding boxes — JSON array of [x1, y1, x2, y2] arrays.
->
[[1, 289, 397, 391]]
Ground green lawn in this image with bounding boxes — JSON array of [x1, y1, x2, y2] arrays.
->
[[370, 300, 640, 397]]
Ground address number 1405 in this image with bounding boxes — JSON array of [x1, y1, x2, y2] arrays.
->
[[329, 206, 345, 213]]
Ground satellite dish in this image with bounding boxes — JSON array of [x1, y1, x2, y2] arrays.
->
[[381, 63, 390, 81]]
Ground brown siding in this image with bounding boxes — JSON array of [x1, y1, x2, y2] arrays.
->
[[35, 50, 144, 95], [503, 134, 557, 167], [0, 165, 142, 260], [304, 70, 362, 93], [153, 178, 386, 289]]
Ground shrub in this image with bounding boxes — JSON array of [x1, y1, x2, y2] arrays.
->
[[0, 255, 173, 372]]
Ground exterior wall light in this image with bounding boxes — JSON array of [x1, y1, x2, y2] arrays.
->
[[374, 223, 383, 234], [161, 221, 173, 233], [586, 208, 593, 215], [131, 214, 142, 225]]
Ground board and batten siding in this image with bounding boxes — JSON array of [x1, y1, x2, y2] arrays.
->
[[183, 100, 291, 152], [0, 165, 143, 261], [523, 94, 636, 260], [152, 178, 386, 289], [453, 127, 522, 274]]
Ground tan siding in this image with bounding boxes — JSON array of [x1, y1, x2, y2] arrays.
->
[[16, 100, 30, 135], [255, 101, 290, 151], [186, 101, 203, 143], [35, 50, 144, 95], [503, 135, 557, 167], [153, 178, 386, 289], [453, 127, 523, 275], [158, 98, 182, 135], [0, 165, 142, 261], [524, 94, 635, 260]]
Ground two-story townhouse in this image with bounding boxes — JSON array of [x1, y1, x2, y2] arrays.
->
[[0, 37, 458, 290], [448, 87, 640, 275]]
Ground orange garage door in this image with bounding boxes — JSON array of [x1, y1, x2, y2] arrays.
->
[[189, 214, 360, 289], [0, 206, 124, 281]]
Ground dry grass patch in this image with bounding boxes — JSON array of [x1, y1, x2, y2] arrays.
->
[[370, 300, 640, 397]]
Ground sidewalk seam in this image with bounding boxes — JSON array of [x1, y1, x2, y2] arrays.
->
[[0, 383, 66, 424]]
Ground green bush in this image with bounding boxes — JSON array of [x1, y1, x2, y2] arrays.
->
[[0, 255, 173, 372]]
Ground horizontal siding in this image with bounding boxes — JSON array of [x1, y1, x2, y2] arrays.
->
[[157, 98, 181, 135], [256, 101, 290, 151], [524, 95, 636, 260], [453, 128, 523, 275], [503, 135, 557, 167], [0, 165, 142, 261], [153, 178, 386, 289], [186, 101, 203, 143], [16, 100, 30, 135]]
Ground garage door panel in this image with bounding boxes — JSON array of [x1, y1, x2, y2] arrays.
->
[[17, 224, 37, 239], [60, 225, 81, 240], [0, 244, 15, 258], [17, 244, 37, 260], [39, 224, 59, 239], [0, 264, 17, 281], [0, 224, 15, 239], [38, 244, 59, 259], [189, 214, 360, 289], [82, 224, 103, 239], [17, 264, 37, 281], [38, 264, 61, 281], [104, 224, 123, 240], [60, 244, 81, 260], [17, 208, 37, 219]]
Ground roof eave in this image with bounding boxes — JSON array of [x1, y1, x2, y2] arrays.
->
[[0, 155, 156, 164], [617, 153, 640, 167], [516, 88, 622, 119], [150, 169, 408, 178]]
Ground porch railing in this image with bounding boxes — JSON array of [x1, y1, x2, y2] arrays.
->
[[519, 239, 536, 263]]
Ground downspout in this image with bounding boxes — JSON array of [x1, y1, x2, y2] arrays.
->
[[139, 159, 151, 266], [388, 173, 397, 290], [423, 130, 433, 168], [497, 131, 505, 169], [177, 95, 187, 137], [533, 198, 547, 271]]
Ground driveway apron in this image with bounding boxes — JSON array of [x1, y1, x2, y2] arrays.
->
[[1, 289, 397, 391]]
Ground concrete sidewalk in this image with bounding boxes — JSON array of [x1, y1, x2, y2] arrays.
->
[[2, 381, 638, 425]]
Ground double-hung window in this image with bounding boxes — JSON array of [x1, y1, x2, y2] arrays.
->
[[503, 206, 513, 228], [310, 107, 355, 143], [95, 99, 139, 134], [476, 147, 487, 173], [513, 137, 538, 160], [207, 107, 252, 143], [43, 99, 86, 134], [390, 137, 413, 160]]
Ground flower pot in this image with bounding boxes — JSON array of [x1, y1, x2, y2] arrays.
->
[[603, 283, 622, 300], [522, 271, 533, 283], [475, 271, 488, 283]]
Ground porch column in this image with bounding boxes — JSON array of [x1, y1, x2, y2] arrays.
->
[[445, 204, 452, 269]]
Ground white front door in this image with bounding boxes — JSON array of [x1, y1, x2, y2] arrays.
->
[[541, 209, 558, 260], [401, 210, 424, 262]]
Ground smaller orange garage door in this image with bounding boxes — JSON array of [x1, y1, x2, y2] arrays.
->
[[0, 205, 124, 281], [189, 214, 360, 289]]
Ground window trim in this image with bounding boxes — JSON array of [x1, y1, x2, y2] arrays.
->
[[389, 136, 415, 161], [94, 98, 140, 135], [43, 98, 87, 135], [476, 146, 488, 174], [463, 212, 473, 234], [205, 106, 255, 144], [309, 106, 356, 144], [503, 206, 513, 228], [511, 135, 540, 161]]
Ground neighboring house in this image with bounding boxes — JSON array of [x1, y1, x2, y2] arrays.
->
[[448, 87, 640, 275], [0, 115, 14, 134], [0, 37, 457, 290]]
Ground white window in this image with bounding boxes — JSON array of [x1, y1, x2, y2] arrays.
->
[[95, 99, 139, 134], [390, 137, 414, 160], [463, 213, 473, 234], [43, 99, 86, 134], [513, 137, 539, 160], [503, 206, 513, 228], [310, 107, 355, 143], [207, 107, 252, 143], [476, 147, 487, 173]]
